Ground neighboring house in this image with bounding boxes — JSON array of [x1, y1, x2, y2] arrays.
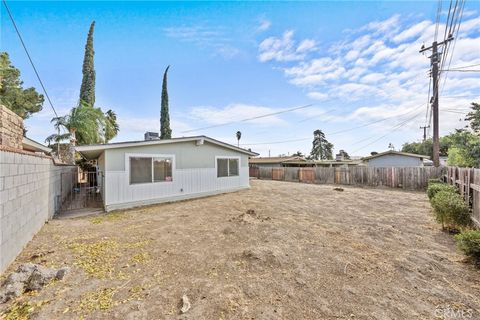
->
[[249, 156, 306, 168], [249, 156, 362, 168], [362, 150, 429, 167], [76, 135, 258, 211], [22, 137, 52, 155], [312, 159, 364, 168]]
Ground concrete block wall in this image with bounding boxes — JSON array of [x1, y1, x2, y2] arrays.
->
[[0, 105, 24, 150], [0, 150, 75, 273]]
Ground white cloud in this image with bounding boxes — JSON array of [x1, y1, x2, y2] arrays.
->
[[393, 20, 432, 43], [116, 116, 192, 141], [257, 18, 271, 32], [258, 30, 316, 62], [258, 13, 480, 134], [164, 25, 241, 59], [189, 103, 287, 127], [307, 91, 328, 101], [297, 39, 317, 53]]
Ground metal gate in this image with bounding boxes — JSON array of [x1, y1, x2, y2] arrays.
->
[[60, 169, 104, 212]]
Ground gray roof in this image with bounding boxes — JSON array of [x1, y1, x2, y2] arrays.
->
[[22, 137, 52, 153], [362, 150, 429, 161], [75, 135, 258, 159]]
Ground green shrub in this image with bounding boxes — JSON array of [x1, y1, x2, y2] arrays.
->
[[455, 230, 480, 261], [431, 190, 471, 229], [426, 183, 457, 200], [428, 178, 443, 186]]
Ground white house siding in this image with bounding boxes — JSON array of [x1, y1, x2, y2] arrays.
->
[[367, 154, 423, 167], [97, 151, 105, 200], [102, 141, 250, 211]]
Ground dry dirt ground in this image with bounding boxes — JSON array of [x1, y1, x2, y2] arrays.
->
[[1, 180, 479, 319]]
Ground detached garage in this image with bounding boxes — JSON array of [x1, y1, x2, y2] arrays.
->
[[75, 136, 258, 211]]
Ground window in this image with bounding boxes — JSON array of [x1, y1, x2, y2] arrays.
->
[[217, 158, 239, 177], [153, 158, 172, 182], [130, 157, 152, 184], [129, 156, 173, 184]]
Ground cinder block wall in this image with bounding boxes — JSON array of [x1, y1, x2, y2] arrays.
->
[[0, 150, 75, 273]]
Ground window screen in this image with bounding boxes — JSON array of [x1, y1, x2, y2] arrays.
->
[[217, 158, 239, 177], [130, 157, 152, 184], [217, 158, 229, 177], [130, 156, 173, 184], [153, 158, 173, 182], [228, 159, 239, 176]]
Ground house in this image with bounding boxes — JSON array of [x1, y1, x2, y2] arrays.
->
[[362, 150, 429, 167], [75, 135, 258, 211], [22, 137, 52, 155], [249, 156, 307, 168]]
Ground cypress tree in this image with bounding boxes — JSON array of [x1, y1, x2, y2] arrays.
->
[[160, 65, 172, 139], [79, 21, 96, 106]]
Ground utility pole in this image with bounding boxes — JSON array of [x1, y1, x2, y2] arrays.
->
[[419, 35, 453, 167], [420, 125, 430, 141]]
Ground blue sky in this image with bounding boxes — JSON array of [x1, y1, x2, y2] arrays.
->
[[2, 1, 479, 157]]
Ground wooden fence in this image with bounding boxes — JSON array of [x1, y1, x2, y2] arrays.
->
[[445, 167, 480, 226], [249, 166, 445, 190]]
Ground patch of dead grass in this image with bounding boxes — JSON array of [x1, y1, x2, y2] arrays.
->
[[77, 287, 115, 312], [90, 211, 128, 224], [67, 239, 119, 278]]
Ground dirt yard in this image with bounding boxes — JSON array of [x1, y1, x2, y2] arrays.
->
[[1, 180, 479, 319]]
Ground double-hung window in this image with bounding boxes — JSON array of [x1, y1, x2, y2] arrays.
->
[[129, 156, 173, 184], [217, 157, 239, 177]]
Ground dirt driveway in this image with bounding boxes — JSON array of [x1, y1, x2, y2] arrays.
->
[[1, 180, 479, 319]]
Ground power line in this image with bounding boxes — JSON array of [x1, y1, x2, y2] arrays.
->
[[447, 63, 480, 69], [240, 103, 425, 147], [350, 110, 424, 154], [441, 0, 466, 93], [180, 104, 313, 134], [2, 0, 59, 118], [440, 69, 480, 72]]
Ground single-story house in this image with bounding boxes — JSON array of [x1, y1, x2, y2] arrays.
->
[[249, 156, 363, 168], [22, 137, 52, 155], [249, 156, 306, 168], [76, 135, 258, 211], [362, 150, 429, 167]]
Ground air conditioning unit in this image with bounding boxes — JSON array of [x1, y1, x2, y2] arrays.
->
[[144, 132, 160, 141]]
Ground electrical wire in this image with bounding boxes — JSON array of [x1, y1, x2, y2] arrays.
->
[[240, 103, 426, 147], [2, 0, 59, 119], [350, 110, 425, 154], [441, 0, 466, 93], [180, 104, 313, 134]]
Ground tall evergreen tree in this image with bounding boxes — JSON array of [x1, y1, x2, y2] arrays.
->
[[309, 129, 334, 160], [79, 21, 96, 106], [465, 102, 480, 134], [160, 65, 172, 139], [0, 52, 44, 119]]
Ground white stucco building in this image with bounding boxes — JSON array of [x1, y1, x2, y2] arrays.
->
[[76, 136, 257, 211]]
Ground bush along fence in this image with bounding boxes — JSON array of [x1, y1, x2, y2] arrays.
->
[[249, 166, 445, 190], [426, 176, 480, 264], [445, 167, 480, 227]]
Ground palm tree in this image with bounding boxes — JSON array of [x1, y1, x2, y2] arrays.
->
[[46, 100, 106, 147], [104, 109, 119, 143], [236, 131, 242, 147]]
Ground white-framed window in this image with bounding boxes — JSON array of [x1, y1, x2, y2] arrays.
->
[[127, 154, 174, 185], [216, 156, 240, 177]]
